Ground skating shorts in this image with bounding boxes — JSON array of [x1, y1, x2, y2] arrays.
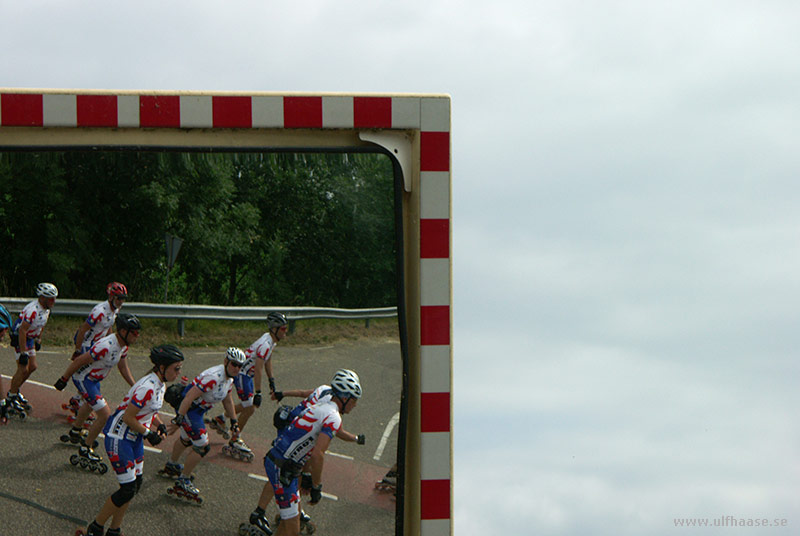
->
[[179, 406, 209, 447], [14, 338, 36, 362], [105, 434, 144, 484], [72, 377, 107, 411], [264, 455, 301, 520], [234, 374, 255, 407]]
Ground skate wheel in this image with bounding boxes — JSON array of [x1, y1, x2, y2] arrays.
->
[[17, 412, 26, 421], [60, 434, 71, 443], [303, 523, 316, 535], [80, 458, 88, 468], [238, 522, 249, 536], [70, 454, 79, 466], [99, 463, 108, 475]]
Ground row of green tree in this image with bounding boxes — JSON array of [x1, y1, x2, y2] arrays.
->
[[0, 150, 398, 307]]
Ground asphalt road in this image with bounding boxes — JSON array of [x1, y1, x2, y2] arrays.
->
[[0, 338, 401, 536]]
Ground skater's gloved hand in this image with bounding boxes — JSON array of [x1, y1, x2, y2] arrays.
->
[[268, 377, 276, 393], [356, 434, 366, 445], [172, 414, 186, 427], [253, 391, 262, 407], [157, 423, 168, 436], [34, 340, 41, 351], [310, 484, 323, 504], [271, 391, 284, 402], [146, 430, 163, 446], [18, 353, 29, 366], [54, 376, 68, 391]]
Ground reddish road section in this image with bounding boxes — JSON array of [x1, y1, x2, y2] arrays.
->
[[17, 378, 395, 512]]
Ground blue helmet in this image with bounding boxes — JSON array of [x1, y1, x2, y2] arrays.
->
[[0, 304, 12, 330]]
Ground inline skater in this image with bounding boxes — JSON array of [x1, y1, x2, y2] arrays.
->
[[64, 282, 128, 419], [0, 304, 13, 424], [4, 282, 58, 419], [75, 345, 183, 536], [208, 312, 288, 461], [273, 384, 366, 444], [241, 369, 362, 536], [54, 313, 140, 472], [160, 347, 243, 504]]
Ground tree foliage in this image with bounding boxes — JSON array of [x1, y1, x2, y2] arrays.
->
[[0, 150, 397, 308]]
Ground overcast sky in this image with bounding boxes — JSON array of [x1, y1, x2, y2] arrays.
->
[[4, 1, 800, 534]]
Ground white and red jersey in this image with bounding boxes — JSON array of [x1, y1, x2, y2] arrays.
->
[[273, 399, 342, 465], [12, 300, 50, 340], [77, 300, 119, 350], [73, 333, 129, 382], [104, 371, 165, 442], [301, 384, 333, 410], [242, 331, 277, 377], [190, 364, 234, 410]]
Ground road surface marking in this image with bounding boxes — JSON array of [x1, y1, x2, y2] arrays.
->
[[373, 411, 399, 461]]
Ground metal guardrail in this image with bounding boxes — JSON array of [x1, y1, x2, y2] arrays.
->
[[0, 297, 397, 336]]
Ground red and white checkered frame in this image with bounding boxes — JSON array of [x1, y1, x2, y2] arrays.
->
[[0, 89, 452, 536]]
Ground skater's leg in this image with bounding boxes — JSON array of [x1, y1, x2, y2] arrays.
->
[[182, 446, 204, 477], [277, 514, 300, 536], [84, 404, 111, 446], [72, 400, 93, 429], [237, 404, 256, 430], [258, 480, 276, 510], [8, 360, 28, 396], [170, 433, 190, 463]]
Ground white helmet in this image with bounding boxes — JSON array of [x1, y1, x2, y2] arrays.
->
[[36, 282, 59, 298], [331, 369, 362, 399], [225, 347, 247, 365]]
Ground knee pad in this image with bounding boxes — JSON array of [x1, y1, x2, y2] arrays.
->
[[134, 475, 143, 493], [192, 443, 211, 457], [180, 436, 193, 448], [110, 481, 137, 507]]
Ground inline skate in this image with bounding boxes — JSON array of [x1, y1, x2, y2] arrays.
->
[[15, 392, 32, 412], [222, 437, 255, 462], [239, 509, 273, 535], [374, 469, 398, 498], [157, 460, 184, 479], [273, 510, 316, 535], [60, 426, 88, 445], [74, 520, 104, 536], [206, 414, 230, 439], [3, 397, 27, 421], [70, 445, 108, 474], [167, 476, 203, 505]]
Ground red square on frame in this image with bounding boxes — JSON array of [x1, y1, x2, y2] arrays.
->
[[1, 93, 43, 126], [420, 131, 450, 171], [77, 95, 118, 127], [421, 392, 451, 433], [139, 95, 180, 127], [354, 97, 392, 128], [284, 97, 323, 128], [420, 479, 451, 519], [213, 96, 252, 128], [421, 305, 450, 346], [420, 218, 449, 258]]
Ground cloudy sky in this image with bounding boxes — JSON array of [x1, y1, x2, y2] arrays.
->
[[4, 1, 799, 534]]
